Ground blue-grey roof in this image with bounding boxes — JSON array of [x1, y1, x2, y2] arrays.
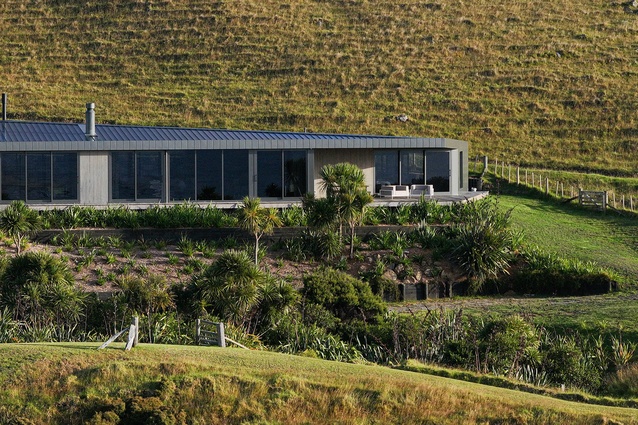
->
[[0, 120, 394, 142], [0, 120, 467, 151]]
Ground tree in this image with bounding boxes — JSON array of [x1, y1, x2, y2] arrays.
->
[[0, 201, 42, 254], [237, 197, 282, 264], [319, 163, 373, 258]]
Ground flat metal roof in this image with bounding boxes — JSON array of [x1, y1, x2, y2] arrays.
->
[[0, 120, 467, 151]]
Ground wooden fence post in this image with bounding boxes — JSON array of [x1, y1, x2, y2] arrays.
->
[[196, 319, 201, 345], [217, 322, 226, 348], [133, 316, 139, 347], [495, 158, 498, 176], [508, 164, 511, 182], [516, 166, 520, 185], [545, 177, 549, 195], [531, 172, 534, 187]]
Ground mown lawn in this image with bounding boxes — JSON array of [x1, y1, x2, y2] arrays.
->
[[1, 343, 637, 424]]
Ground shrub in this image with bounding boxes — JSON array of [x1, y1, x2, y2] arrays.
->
[[477, 316, 540, 376], [302, 267, 386, 325], [448, 200, 514, 293]]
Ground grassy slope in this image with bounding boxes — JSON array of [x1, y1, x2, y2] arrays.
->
[[1, 343, 637, 424], [1, 0, 637, 176], [495, 191, 638, 280]]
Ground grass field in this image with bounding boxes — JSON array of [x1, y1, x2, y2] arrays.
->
[[1, 343, 637, 424], [494, 190, 638, 281], [1, 0, 637, 176]]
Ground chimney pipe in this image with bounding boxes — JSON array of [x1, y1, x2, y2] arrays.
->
[[85, 102, 96, 141], [2, 93, 6, 121]]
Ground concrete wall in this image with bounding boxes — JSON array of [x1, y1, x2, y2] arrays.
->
[[313, 149, 375, 197], [79, 152, 109, 205]]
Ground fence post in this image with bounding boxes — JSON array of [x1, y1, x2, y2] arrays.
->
[[508, 164, 511, 182], [495, 158, 498, 176], [612, 192, 616, 208], [622, 195, 625, 210], [632, 196, 634, 211], [531, 172, 534, 187], [196, 319, 201, 345], [556, 181, 559, 198], [545, 177, 549, 195], [502, 161, 505, 178], [217, 322, 226, 348], [133, 316, 139, 347], [516, 166, 520, 185]]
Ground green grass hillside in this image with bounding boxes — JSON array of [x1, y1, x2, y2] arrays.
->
[[1, 0, 637, 176], [1, 343, 638, 424]]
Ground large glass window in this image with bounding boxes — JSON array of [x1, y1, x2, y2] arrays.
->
[[374, 151, 399, 192], [258, 151, 283, 198], [53, 153, 78, 200], [137, 152, 163, 199], [197, 150, 223, 200], [27, 153, 51, 201], [112, 151, 163, 200], [284, 151, 307, 197], [111, 152, 135, 200], [400, 150, 424, 186], [1, 152, 77, 202], [223, 150, 248, 200], [1, 153, 25, 201], [426, 151, 450, 192], [169, 151, 195, 201]]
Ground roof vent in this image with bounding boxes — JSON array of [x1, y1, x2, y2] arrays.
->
[[85, 102, 97, 141]]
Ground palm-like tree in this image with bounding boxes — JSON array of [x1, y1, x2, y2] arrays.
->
[[0, 201, 42, 254], [319, 163, 373, 258], [237, 197, 282, 264], [194, 250, 265, 331]]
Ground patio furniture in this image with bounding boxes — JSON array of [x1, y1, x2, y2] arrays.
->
[[410, 184, 434, 197], [379, 185, 411, 198]]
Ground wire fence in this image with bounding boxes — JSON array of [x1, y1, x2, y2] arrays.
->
[[473, 157, 636, 213]]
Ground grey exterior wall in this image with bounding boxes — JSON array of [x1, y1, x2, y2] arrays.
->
[[78, 151, 109, 205]]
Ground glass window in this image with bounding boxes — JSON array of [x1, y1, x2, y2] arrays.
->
[[53, 153, 78, 200], [169, 151, 195, 201], [258, 151, 282, 198], [374, 151, 399, 193], [426, 151, 450, 192], [197, 150, 223, 200], [27, 153, 51, 201], [111, 152, 135, 200], [1, 153, 25, 201], [223, 150, 248, 200], [284, 151, 307, 197], [137, 152, 163, 199], [400, 150, 424, 186]]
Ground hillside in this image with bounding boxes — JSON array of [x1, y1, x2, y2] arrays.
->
[[1, 343, 637, 424], [1, 0, 637, 176]]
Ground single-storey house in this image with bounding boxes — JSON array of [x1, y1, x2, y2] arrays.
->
[[0, 103, 469, 207]]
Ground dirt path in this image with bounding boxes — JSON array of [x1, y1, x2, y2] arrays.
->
[[388, 291, 638, 314]]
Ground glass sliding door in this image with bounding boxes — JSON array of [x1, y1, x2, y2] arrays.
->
[[284, 151, 307, 197], [169, 151, 195, 201], [426, 151, 450, 192], [52, 153, 77, 201], [111, 152, 135, 200], [400, 150, 424, 186], [223, 150, 248, 200], [197, 150, 223, 200], [1, 153, 25, 201], [27, 153, 51, 201], [258, 151, 283, 198], [374, 151, 399, 193], [137, 152, 163, 200]]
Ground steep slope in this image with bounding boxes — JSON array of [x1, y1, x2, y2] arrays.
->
[[1, 0, 637, 175]]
